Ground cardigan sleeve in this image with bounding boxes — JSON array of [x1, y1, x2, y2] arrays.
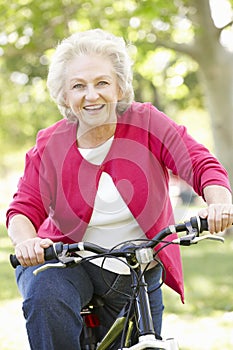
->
[[6, 146, 50, 230], [6, 119, 75, 230], [148, 105, 231, 197]]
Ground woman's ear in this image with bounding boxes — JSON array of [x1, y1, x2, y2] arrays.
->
[[64, 93, 69, 107], [117, 87, 124, 101]]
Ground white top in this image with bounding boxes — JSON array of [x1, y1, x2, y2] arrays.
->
[[78, 138, 157, 274]]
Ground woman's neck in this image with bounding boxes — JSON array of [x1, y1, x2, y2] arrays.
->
[[77, 123, 116, 149]]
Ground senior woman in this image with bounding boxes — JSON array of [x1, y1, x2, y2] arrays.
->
[[6, 29, 233, 350]]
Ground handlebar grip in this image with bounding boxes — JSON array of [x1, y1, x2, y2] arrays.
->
[[199, 217, 208, 232], [9, 243, 63, 269], [190, 216, 208, 233], [9, 254, 20, 269]]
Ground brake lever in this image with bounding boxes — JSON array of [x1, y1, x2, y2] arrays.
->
[[191, 234, 225, 244], [33, 262, 67, 276], [172, 233, 224, 246], [33, 256, 82, 276]]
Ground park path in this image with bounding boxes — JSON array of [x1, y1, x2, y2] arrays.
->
[[0, 299, 29, 350]]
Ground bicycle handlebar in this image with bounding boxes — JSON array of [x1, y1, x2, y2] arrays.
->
[[9, 216, 215, 269]]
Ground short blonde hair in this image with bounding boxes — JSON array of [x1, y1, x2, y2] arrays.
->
[[47, 29, 134, 121]]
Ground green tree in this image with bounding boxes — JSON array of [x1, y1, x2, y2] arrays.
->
[[1, 0, 233, 185]]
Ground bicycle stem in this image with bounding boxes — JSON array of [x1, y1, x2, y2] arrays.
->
[[134, 272, 155, 337], [127, 253, 155, 338]]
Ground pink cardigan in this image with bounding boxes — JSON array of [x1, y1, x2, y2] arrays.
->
[[7, 102, 231, 302]]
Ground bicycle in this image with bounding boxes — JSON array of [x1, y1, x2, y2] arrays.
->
[[10, 216, 225, 350]]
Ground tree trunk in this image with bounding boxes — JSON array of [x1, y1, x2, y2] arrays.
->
[[198, 49, 233, 188], [190, 0, 233, 187], [154, 1, 233, 187]]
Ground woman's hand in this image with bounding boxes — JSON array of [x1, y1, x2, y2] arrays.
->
[[198, 203, 233, 233], [15, 237, 54, 267], [8, 214, 54, 267], [199, 185, 233, 233]]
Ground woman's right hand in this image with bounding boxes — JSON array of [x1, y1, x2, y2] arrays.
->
[[15, 237, 54, 267]]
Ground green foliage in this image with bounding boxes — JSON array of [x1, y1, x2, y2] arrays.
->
[[0, 0, 206, 158], [0, 224, 20, 301], [1, 0, 233, 174]]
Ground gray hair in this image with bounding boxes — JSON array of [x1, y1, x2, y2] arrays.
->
[[47, 29, 134, 121]]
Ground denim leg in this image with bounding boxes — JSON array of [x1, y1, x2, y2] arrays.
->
[[145, 265, 164, 335], [16, 262, 163, 349], [16, 262, 94, 350], [82, 262, 132, 336], [83, 263, 163, 337]]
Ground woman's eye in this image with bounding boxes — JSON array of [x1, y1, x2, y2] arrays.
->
[[73, 83, 84, 89], [98, 81, 109, 86]]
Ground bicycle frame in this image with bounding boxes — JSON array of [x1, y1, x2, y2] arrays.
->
[[80, 271, 179, 350], [82, 250, 179, 350]]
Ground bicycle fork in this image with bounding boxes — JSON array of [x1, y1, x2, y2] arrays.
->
[[130, 268, 179, 350]]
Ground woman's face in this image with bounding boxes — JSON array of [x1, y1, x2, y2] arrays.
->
[[65, 54, 122, 130]]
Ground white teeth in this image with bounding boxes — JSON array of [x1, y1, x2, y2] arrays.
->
[[84, 105, 104, 110]]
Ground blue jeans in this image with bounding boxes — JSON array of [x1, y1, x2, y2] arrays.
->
[[16, 261, 164, 350]]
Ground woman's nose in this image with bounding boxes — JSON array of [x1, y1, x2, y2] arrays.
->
[[85, 85, 99, 101]]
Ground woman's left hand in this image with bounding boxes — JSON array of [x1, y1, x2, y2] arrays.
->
[[198, 203, 233, 233]]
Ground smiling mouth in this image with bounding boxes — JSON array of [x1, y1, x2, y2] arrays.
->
[[83, 104, 105, 111]]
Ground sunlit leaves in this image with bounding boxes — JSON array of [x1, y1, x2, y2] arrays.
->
[[0, 0, 232, 161]]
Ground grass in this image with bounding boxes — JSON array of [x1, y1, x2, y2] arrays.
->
[[0, 224, 21, 301], [0, 222, 233, 349], [162, 235, 233, 350], [163, 237, 233, 315]]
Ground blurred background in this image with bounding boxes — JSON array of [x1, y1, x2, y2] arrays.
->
[[0, 0, 233, 349]]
